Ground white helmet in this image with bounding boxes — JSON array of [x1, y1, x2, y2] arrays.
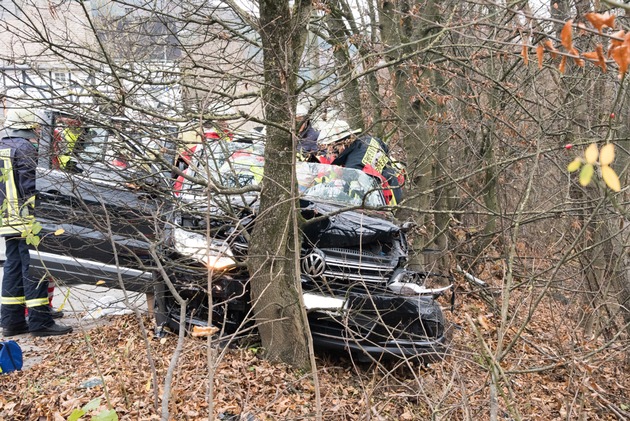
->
[[317, 120, 360, 145], [296, 104, 309, 117], [4, 108, 44, 130]]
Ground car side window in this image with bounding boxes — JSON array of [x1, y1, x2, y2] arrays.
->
[[51, 119, 151, 180], [75, 128, 109, 163]]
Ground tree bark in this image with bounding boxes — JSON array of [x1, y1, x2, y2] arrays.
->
[[324, 0, 364, 130], [247, 0, 312, 368], [379, 0, 438, 269]]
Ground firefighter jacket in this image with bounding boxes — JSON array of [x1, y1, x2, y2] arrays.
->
[[297, 122, 320, 155], [331, 135, 403, 205], [0, 136, 37, 236], [57, 126, 83, 170]]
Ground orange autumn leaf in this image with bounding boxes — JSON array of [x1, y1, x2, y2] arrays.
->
[[570, 47, 584, 67], [544, 39, 559, 58], [611, 44, 630, 76], [610, 30, 625, 45], [585, 12, 615, 33], [608, 30, 625, 57], [561, 20, 573, 51], [596, 43, 607, 72], [522, 43, 529, 65], [582, 51, 598, 61], [559, 55, 567, 74], [536, 44, 544, 69]]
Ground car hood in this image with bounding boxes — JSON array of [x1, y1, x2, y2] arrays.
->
[[301, 201, 401, 248]]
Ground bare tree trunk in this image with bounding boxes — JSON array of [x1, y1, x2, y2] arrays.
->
[[323, 0, 364, 130], [379, 0, 439, 269], [247, 0, 312, 368]]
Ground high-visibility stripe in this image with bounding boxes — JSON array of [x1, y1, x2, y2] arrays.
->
[[0, 148, 33, 235], [1, 296, 26, 305], [2, 151, 20, 220], [26, 297, 50, 308]]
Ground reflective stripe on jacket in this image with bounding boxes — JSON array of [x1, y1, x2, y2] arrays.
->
[[0, 136, 37, 236]]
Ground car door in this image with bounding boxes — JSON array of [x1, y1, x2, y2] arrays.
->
[[30, 111, 172, 292]]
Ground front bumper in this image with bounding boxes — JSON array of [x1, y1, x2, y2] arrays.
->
[[303, 285, 447, 361], [310, 329, 446, 361]]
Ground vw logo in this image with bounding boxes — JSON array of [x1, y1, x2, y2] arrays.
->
[[301, 250, 326, 277]]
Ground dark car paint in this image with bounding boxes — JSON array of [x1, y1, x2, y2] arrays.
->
[[156, 155, 448, 361], [301, 201, 402, 248], [27, 111, 173, 292]]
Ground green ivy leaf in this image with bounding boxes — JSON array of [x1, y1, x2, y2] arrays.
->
[[579, 163, 594, 186]]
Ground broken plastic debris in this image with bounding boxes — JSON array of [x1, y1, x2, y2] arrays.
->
[[79, 377, 104, 389]]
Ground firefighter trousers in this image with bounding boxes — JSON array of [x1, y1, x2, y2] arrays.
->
[[0, 236, 51, 331]]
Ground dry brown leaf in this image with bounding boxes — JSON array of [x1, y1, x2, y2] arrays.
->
[[522, 43, 529, 65], [608, 30, 626, 58], [544, 39, 559, 58], [611, 44, 630, 76], [478, 314, 492, 330], [596, 43, 607, 72], [536, 44, 544, 69], [191, 325, 220, 337], [559, 56, 567, 74], [569, 47, 584, 67], [582, 51, 598, 61], [561, 20, 573, 51], [584, 12, 615, 33]]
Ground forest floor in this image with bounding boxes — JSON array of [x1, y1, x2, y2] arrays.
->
[[1, 270, 629, 420]]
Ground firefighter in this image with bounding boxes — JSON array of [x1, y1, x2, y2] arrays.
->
[[55, 116, 85, 172], [296, 104, 320, 160], [317, 120, 403, 205], [0, 108, 73, 337]]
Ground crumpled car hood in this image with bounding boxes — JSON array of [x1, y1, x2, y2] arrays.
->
[[301, 201, 401, 248]]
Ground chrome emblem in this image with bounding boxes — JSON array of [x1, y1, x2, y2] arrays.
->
[[301, 250, 326, 277]]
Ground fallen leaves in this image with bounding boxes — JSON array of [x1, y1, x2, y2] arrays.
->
[[1, 295, 629, 421], [191, 325, 219, 337]]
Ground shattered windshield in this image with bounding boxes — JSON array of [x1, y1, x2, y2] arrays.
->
[[298, 163, 386, 207], [200, 153, 386, 207]]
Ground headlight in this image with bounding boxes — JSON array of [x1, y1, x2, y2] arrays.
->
[[172, 227, 236, 270], [389, 281, 426, 296], [389, 270, 423, 295], [389, 270, 453, 297]]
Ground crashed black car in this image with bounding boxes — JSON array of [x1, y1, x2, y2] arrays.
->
[[155, 148, 450, 360], [29, 111, 175, 291]]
